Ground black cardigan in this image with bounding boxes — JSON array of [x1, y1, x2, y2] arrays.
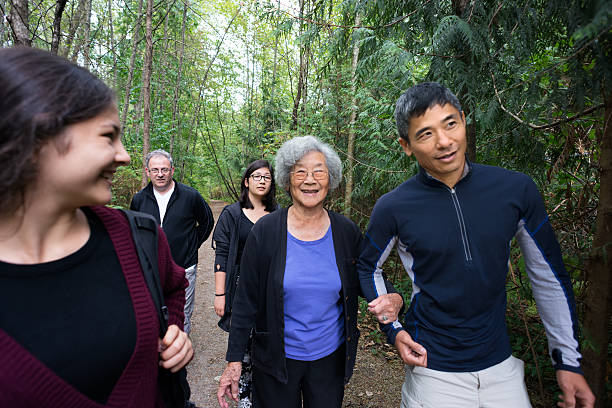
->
[[211, 202, 245, 331], [226, 208, 397, 385]]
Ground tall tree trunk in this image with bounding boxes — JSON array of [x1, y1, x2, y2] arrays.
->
[[344, 13, 361, 218], [51, 0, 68, 53], [8, 0, 31, 46], [583, 90, 612, 408], [106, 0, 118, 88], [141, 0, 154, 188], [82, 0, 91, 68], [62, 0, 87, 57], [120, 0, 144, 131], [291, 0, 306, 131], [170, 1, 188, 157], [452, 0, 476, 161], [71, 0, 92, 66]]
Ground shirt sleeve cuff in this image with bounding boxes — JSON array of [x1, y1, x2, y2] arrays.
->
[[554, 364, 583, 375]]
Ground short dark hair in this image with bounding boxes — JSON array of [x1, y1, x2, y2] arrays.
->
[[395, 82, 462, 142], [240, 160, 277, 212], [0, 46, 115, 214]]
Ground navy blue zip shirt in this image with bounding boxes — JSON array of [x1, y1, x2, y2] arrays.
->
[[358, 161, 582, 373]]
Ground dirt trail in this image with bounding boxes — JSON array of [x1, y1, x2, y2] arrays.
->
[[187, 200, 230, 407], [187, 200, 404, 407]]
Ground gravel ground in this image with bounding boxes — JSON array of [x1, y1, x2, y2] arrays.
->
[[187, 201, 405, 407]]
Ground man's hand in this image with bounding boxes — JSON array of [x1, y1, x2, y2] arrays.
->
[[367, 293, 403, 324], [556, 370, 595, 408], [217, 362, 242, 408], [214, 295, 225, 317], [395, 330, 427, 367], [158, 324, 193, 372]]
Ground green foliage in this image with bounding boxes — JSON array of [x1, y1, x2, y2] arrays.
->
[[2, 0, 610, 402]]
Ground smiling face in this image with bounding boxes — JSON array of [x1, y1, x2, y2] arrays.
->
[[399, 103, 467, 188], [146, 155, 175, 192], [289, 150, 329, 211], [34, 105, 130, 207], [245, 166, 272, 199]]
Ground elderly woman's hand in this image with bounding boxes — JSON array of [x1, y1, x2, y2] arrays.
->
[[367, 293, 403, 324], [217, 362, 242, 408], [158, 324, 194, 372]]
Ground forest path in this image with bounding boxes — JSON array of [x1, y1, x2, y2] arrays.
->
[[186, 200, 404, 407], [187, 200, 230, 408]]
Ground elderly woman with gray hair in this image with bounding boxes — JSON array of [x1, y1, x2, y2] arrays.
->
[[217, 136, 403, 408]]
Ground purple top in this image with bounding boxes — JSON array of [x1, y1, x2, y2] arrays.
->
[[283, 227, 344, 361]]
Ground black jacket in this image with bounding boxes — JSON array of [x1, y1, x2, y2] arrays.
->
[[226, 208, 397, 385], [130, 181, 213, 268], [211, 202, 248, 331]]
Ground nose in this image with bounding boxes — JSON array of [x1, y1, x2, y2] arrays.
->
[[303, 171, 317, 182], [436, 130, 453, 149], [114, 139, 131, 165]]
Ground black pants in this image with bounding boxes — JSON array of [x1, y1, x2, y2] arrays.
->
[[252, 345, 345, 408]]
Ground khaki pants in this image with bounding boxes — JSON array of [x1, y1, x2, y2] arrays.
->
[[401, 355, 532, 408]]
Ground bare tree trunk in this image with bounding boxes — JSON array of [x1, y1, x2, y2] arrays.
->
[[152, 0, 174, 121], [120, 0, 144, 131], [170, 1, 188, 157], [291, 0, 306, 131], [452, 0, 476, 161], [107, 0, 118, 88], [8, 0, 31, 46], [141, 0, 154, 188], [344, 13, 361, 217], [583, 90, 612, 408], [62, 0, 86, 57], [71, 0, 92, 66], [82, 0, 91, 68], [51, 0, 68, 53]]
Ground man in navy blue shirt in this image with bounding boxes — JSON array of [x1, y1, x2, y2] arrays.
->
[[358, 82, 594, 407]]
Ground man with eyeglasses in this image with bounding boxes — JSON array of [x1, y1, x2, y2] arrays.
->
[[130, 149, 214, 334]]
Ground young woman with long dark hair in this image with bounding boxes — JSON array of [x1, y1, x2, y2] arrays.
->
[[212, 159, 277, 408], [0, 47, 193, 407]]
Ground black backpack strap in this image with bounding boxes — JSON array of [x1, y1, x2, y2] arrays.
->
[[121, 209, 192, 407], [122, 209, 169, 334]]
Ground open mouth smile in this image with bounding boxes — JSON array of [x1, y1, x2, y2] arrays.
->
[[436, 151, 457, 162], [101, 170, 115, 183]]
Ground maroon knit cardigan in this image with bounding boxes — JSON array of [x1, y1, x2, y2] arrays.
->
[[0, 206, 187, 408]]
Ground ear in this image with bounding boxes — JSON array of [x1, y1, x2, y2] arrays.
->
[[244, 178, 249, 188], [398, 138, 413, 157], [461, 110, 466, 124]]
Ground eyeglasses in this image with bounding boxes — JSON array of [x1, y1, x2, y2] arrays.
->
[[149, 168, 171, 175], [251, 174, 272, 182], [290, 169, 328, 181]]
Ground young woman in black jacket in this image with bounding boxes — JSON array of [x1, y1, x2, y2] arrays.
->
[[212, 160, 277, 408]]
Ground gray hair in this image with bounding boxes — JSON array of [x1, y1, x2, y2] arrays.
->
[[275, 135, 342, 191], [145, 149, 173, 168], [395, 82, 462, 142]]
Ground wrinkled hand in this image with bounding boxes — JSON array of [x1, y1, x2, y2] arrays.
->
[[368, 293, 403, 324], [217, 362, 242, 408], [214, 295, 225, 317], [395, 330, 427, 367], [556, 370, 595, 408], [158, 324, 193, 373]]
